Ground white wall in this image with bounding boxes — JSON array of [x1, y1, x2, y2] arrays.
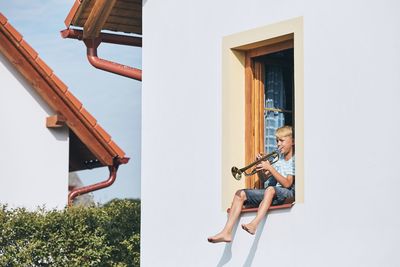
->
[[142, 1, 400, 266], [0, 53, 69, 210]]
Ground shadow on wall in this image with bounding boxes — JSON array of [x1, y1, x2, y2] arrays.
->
[[215, 222, 236, 267], [216, 209, 290, 266], [242, 219, 266, 267]]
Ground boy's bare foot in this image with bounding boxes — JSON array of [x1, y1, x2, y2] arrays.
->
[[207, 232, 232, 243], [241, 223, 256, 235]]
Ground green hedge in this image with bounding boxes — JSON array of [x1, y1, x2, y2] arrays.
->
[[0, 199, 140, 266]]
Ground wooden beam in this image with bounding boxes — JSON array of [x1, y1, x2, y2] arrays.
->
[[234, 33, 293, 51], [46, 114, 66, 128], [103, 22, 142, 35], [244, 53, 254, 189], [64, 0, 82, 27], [83, 0, 117, 39], [247, 39, 293, 58]]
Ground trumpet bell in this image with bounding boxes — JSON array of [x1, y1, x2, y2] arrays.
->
[[231, 166, 242, 180]]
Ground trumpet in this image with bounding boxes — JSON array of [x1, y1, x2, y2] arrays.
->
[[231, 151, 279, 180]]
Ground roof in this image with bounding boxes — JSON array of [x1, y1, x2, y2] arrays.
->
[[65, 0, 142, 38], [0, 12, 127, 171]]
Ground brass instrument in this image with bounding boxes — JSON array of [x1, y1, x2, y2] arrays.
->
[[231, 151, 279, 180]]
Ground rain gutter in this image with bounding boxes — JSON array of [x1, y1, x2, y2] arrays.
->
[[61, 28, 142, 81], [68, 157, 129, 206]]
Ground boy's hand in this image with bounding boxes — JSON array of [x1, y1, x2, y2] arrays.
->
[[255, 153, 272, 174], [255, 160, 272, 172], [256, 153, 263, 160]]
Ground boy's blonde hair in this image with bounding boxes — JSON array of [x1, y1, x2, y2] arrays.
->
[[275, 125, 293, 139]]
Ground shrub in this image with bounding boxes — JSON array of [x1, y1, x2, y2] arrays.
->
[[0, 199, 140, 266]]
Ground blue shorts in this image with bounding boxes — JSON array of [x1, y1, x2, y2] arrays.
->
[[243, 186, 294, 207]]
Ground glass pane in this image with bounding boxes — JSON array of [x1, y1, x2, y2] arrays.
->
[[263, 48, 294, 153]]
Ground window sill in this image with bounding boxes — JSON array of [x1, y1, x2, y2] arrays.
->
[[227, 202, 295, 213]]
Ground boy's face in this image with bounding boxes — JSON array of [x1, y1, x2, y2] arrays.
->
[[276, 135, 294, 155]]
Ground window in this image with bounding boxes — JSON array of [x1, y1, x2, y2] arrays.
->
[[244, 40, 294, 189], [221, 17, 303, 210]]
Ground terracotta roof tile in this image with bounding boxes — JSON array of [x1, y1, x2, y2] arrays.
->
[[94, 124, 111, 143], [20, 40, 38, 59], [80, 107, 97, 127], [51, 73, 68, 93], [35, 57, 53, 76], [0, 13, 7, 25], [108, 140, 125, 158], [65, 91, 82, 109], [4, 22, 22, 42]]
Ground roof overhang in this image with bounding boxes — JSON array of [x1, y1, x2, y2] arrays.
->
[[65, 0, 142, 38], [63, 0, 142, 80]]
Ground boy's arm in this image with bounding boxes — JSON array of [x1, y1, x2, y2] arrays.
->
[[256, 161, 294, 188], [267, 167, 294, 188]]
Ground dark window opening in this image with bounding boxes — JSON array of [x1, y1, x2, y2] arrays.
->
[[257, 48, 294, 153]]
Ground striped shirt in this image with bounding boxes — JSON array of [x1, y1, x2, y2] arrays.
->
[[265, 155, 295, 188]]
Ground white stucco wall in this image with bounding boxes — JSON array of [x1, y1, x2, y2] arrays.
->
[[0, 53, 69, 210], [141, 1, 400, 266]]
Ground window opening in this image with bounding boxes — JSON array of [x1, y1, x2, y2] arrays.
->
[[262, 49, 294, 153], [246, 46, 294, 189]]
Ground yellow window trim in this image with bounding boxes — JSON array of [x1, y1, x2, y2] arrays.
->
[[221, 17, 304, 210]]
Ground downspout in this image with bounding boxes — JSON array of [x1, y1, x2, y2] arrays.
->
[[61, 29, 142, 81], [68, 157, 129, 206], [84, 38, 142, 81]]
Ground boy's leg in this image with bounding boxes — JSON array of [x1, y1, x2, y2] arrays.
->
[[242, 186, 275, 235], [207, 190, 247, 243]]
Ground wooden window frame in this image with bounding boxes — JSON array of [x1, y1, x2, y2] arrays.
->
[[244, 38, 294, 189]]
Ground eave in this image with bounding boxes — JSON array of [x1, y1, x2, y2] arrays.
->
[[65, 0, 142, 37], [63, 0, 142, 81]]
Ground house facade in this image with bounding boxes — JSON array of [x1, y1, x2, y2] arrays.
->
[[0, 52, 69, 209], [0, 13, 128, 210]]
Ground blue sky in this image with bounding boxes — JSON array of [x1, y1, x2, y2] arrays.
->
[[0, 1, 142, 203]]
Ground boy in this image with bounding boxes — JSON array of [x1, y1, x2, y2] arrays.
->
[[208, 125, 295, 243]]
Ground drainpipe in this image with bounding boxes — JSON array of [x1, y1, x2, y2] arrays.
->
[[68, 157, 129, 206], [84, 38, 142, 81], [61, 29, 142, 81]]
